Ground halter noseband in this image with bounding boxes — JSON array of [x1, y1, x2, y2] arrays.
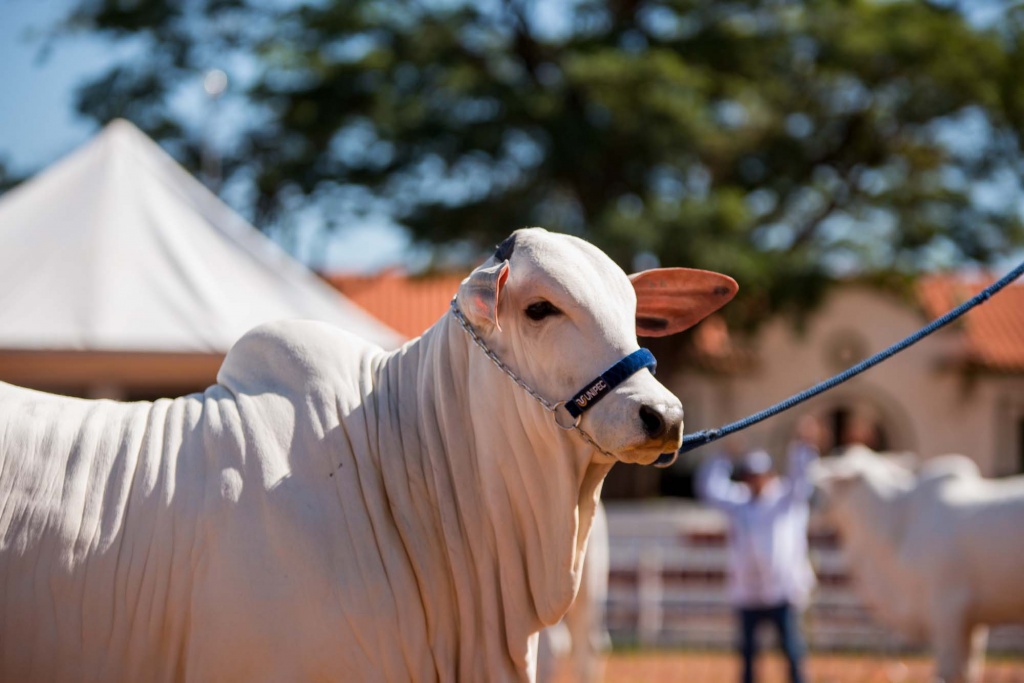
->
[[449, 296, 657, 458], [554, 347, 656, 428]]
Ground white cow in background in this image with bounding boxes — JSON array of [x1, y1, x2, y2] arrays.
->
[[0, 227, 737, 682], [814, 446, 1024, 683]]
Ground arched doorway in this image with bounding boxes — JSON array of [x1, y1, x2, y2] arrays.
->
[[768, 386, 917, 456], [825, 404, 889, 451]]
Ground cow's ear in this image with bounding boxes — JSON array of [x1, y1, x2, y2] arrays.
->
[[458, 260, 511, 331], [811, 462, 862, 496], [630, 268, 738, 337]]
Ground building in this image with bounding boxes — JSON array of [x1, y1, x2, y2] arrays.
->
[[327, 270, 466, 340], [671, 278, 1024, 479]]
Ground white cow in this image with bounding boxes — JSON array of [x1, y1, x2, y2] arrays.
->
[[814, 446, 1024, 683], [0, 227, 737, 682]]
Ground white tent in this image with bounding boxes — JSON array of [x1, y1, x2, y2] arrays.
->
[[0, 120, 403, 397]]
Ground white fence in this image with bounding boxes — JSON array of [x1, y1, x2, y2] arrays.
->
[[604, 500, 1024, 653]]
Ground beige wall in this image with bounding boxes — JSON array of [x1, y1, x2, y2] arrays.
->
[[0, 350, 223, 401], [670, 286, 1024, 476]]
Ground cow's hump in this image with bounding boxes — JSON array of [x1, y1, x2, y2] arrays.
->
[[217, 319, 380, 399]]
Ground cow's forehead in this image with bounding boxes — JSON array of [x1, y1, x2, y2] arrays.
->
[[820, 450, 915, 497], [505, 228, 635, 309]]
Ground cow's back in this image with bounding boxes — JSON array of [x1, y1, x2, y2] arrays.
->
[[940, 476, 1024, 622], [0, 381, 210, 682]]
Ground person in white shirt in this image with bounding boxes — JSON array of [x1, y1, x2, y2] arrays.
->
[[696, 418, 821, 683]]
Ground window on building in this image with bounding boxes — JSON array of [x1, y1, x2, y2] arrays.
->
[[829, 408, 849, 450], [827, 406, 889, 451], [1016, 417, 1024, 475]]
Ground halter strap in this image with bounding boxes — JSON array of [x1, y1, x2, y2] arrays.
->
[[562, 349, 657, 419]]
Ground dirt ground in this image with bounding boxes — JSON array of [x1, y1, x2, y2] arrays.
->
[[552, 650, 1024, 683]]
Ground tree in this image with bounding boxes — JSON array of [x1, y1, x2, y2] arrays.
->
[[0, 158, 19, 196], [54, 0, 1024, 327]]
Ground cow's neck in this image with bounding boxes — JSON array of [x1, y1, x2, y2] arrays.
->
[[372, 314, 612, 678], [833, 482, 923, 632]]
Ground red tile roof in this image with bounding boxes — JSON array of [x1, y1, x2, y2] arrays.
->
[[689, 314, 758, 374], [325, 269, 1024, 373], [325, 270, 466, 340], [917, 274, 1024, 372]]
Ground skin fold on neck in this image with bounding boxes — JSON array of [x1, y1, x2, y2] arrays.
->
[[369, 312, 611, 679]]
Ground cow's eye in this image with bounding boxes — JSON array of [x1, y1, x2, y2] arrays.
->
[[525, 300, 561, 321]]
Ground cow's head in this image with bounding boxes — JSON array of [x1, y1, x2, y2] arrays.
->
[[456, 227, 737, 467], [813, 447, 983, 520], [811, 446, 918, 527]]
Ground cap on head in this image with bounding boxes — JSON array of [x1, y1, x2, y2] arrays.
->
[[739, 449, 773, 477]]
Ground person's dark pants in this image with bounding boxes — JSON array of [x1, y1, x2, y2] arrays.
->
[[737, 602, 806, 683]]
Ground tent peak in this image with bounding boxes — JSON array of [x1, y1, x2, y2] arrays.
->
[[0, 119, 405, 353], [102, 118, 144, 135], [97, 118, 156, 151]]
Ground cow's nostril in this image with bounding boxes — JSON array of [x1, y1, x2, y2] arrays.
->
[[639, 404, 666, 439]]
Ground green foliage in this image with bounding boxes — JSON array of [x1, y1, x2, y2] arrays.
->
[[57, 0, 1024, 327], [0, 157, 21, 196]]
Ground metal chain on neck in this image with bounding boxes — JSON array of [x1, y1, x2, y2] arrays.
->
[[449, 297, 620, 460]]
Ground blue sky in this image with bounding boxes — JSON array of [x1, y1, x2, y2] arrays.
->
[[0, 0, 111, 172], [0, 0, 413, 272]]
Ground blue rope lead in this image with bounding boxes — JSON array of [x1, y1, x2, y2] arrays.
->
[[679, 259, 1024, 454]]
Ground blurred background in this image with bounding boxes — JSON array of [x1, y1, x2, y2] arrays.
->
[[4, 0, 1024, 680]]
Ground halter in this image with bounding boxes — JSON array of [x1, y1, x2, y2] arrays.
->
[[449, 297, 657, 460]]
